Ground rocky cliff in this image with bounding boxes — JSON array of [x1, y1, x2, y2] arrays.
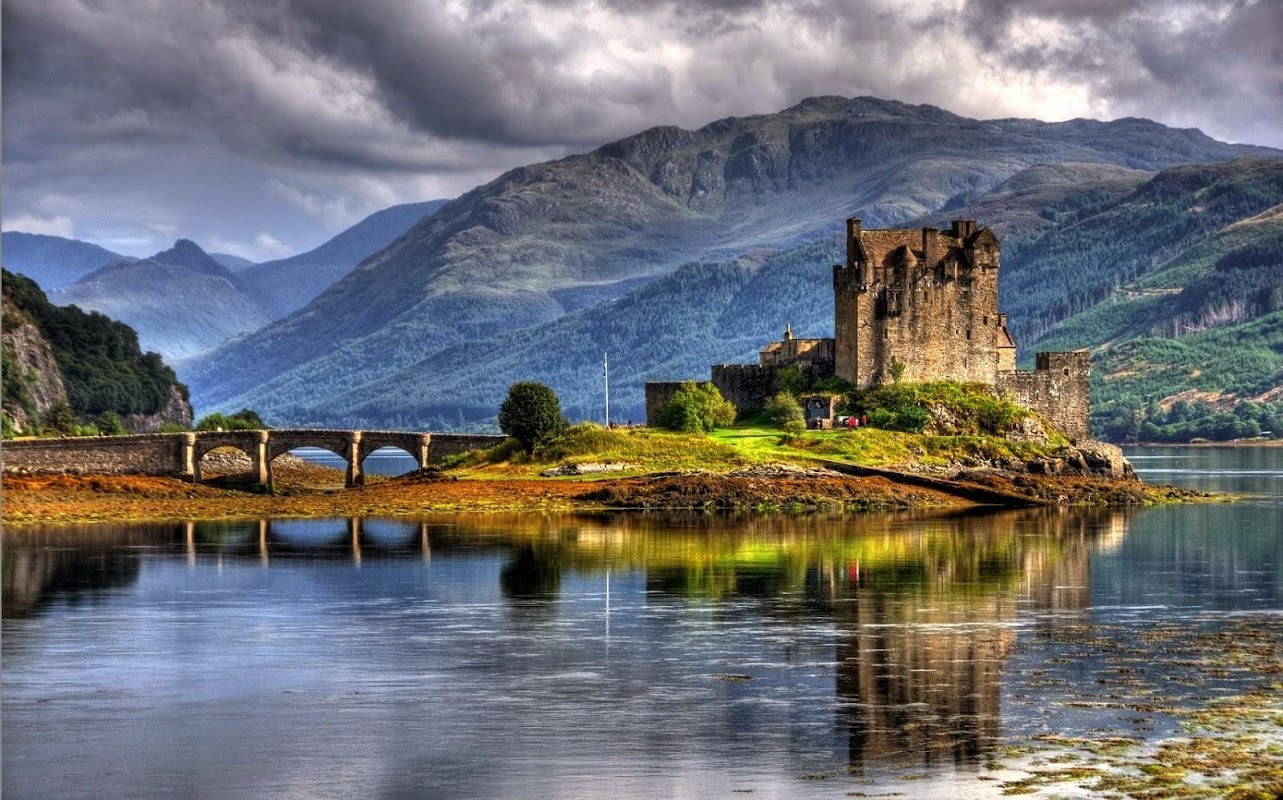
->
[[122, 385, 193, 433], [2, 270, 193, 435], [2, 296, 69, 432]]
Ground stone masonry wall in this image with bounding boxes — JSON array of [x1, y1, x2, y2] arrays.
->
[[711, 365, 778, 418], [428, 434, 507, 463], [644, 382, 688, 427], [997, 351, 1092, 443], [3, 434, 188, 475]]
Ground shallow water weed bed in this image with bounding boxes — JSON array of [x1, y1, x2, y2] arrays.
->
[[994, 615, 1283, 798]]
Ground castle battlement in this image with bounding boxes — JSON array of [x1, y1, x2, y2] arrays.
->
[[834, 217, 1015, 387]]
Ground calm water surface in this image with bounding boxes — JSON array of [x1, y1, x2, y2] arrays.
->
[[3, 446, 1281, 798]]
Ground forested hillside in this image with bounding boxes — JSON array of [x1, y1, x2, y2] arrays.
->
[[2, 269, 190, 434], [1001, 160, 1283, 441]]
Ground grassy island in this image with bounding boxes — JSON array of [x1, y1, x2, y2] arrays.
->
[[1, 413, 1207, 525]]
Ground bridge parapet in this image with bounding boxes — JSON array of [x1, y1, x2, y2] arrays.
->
[[3, 428, 509, 490]]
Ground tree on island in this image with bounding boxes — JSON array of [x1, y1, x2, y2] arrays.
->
[[499, 382, 567, 454], [764, 391, 804, 428], [656, 381, 736, 433]]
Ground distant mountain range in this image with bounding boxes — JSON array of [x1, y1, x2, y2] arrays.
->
[[13, 199, 447, 363], [1, 232, 127, 289], [240, 200, 448, 317], [53, 240, 276, 362], [179, 95, 1279, 426]]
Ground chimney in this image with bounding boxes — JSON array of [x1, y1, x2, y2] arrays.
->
[[846, 217, 862, 268], [922, 227, 939, 270], [952, 219, 977, 239]]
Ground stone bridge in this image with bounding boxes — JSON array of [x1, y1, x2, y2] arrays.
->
[[3, 429, 506, 491]]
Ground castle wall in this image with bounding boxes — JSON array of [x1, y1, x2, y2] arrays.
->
[[833, 260, 862, 382], [711, 365, 777, 418], [861, 266, 1002, 386], [644, 382, 688, 426], [997, 352, 1092, 443], [761, 337, 834, 369]]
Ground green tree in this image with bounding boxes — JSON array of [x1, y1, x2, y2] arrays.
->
[[95, 410, 127, 436], [498, 382, 567, 454], [887, 357, 907, 384], [195, 408, 267, 431], [44, 402, 78, 435], [764, 391, 804, 428], [656, 381, 736, 433]]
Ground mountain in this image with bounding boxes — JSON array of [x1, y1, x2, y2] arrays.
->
[[246, 241, 840, 428], [210, 252, 256, 272], [53, 240, 274, 363], [2, 269, 191, 434], [195, 157, 1283, 439], [1006, 159, 1283, 440], [185, 96, 1276, 418], [1, 231, 127, 289], [240, 200, 448, 317]]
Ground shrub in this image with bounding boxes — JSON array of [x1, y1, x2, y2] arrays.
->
[[764, 391, 804, 428], [43, 403, 78, 435], [851, 382, 1026, 436], [95, 410, 127, 436], [498, 382, 567, 454], [195, 408, 267, 431], [655, 381, 736, 433], [780, 419, 808, 443]]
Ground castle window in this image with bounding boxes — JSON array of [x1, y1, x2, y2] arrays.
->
[[983, 315, 989, 326], [966, 329, 971, 340]]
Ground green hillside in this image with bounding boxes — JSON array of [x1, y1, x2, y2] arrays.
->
[[197, 158, 1283, 441], [184, 95, 1273, 415], [2, 269, 187, 425]]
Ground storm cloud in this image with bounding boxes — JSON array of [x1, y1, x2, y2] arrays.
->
[[3, 0, 1280, 259]]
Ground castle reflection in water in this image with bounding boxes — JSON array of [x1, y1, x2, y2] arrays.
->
[[3, 507, 1126, 773]]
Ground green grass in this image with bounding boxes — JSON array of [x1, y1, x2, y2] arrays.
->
[[452, 411, 1074, 479], [452, 422, 760, 477]]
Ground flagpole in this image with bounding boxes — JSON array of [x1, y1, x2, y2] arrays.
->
[[604, 351, 610, 428]]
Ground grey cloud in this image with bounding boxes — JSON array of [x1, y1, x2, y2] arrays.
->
[[3, 0, 1280, 261]]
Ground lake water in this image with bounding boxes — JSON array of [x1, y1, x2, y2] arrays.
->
[[3, 446, 1281, 798]]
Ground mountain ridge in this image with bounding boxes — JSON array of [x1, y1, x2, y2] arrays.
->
[[1, 232, 127, 290], [184, 95, 1279, 414]]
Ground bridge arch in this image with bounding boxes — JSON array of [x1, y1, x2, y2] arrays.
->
[[358, 432, 430, 476], [267, 430, 361, 489], [266, 443, 351, 490], [192, 431, 268, 486]]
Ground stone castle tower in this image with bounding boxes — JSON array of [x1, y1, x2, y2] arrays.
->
[[646, 216, 1093, 442], [834, 218, 1016, 386]]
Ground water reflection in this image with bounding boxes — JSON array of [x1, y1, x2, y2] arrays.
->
[[3, 507, 1126, 787]]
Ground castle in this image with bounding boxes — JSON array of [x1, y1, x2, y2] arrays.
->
[[646, 218, 1092, 442]]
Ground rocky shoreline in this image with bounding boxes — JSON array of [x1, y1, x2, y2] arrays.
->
[[1, 448, 1214, 525]]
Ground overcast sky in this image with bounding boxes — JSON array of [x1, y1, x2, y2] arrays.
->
[[4, 0, 1281, 260]]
